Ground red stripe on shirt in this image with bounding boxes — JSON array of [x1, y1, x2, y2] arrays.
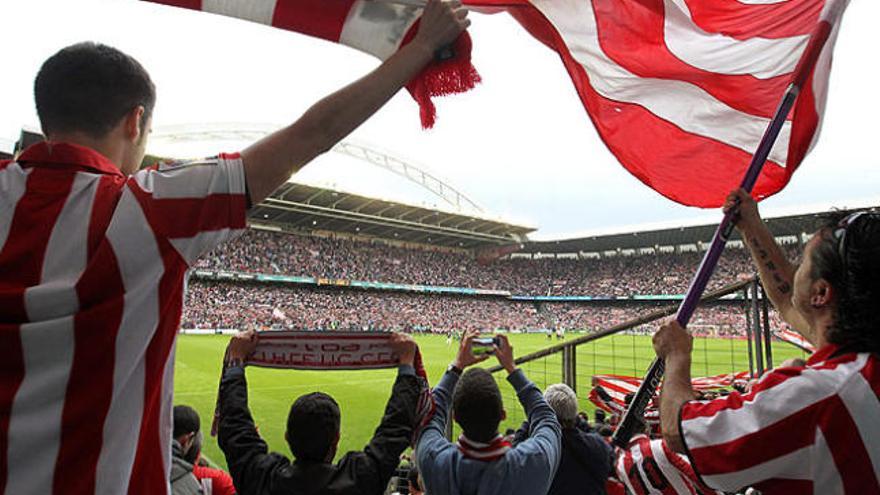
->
[[818, 395, 880, 492], [0, 167, 75, 492], [592, 0, 791, 119], [271, 0, 355, 42], [53, 177, 126, 494], [681, 353, 859, 421], [688, 397, 826, 475], [127, 189, 189, 494], [860, 357, 880, 399], [128, 181, 247, 240]]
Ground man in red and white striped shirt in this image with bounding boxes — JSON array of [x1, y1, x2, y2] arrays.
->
[[0, 2, 468, 493], [653, 189, 880, 493]]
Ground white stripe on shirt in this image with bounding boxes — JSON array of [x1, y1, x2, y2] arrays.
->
[[95, 187, 164, 494]]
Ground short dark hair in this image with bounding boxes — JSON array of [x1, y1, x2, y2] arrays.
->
[[173, 405, 200, 439], [810, 212, 880, 353], [35, 42, 156, 138], [453, 368, 503, 442], [287, 392, 341, 462]]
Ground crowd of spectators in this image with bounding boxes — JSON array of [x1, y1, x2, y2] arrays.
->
[[195, 230, 802, 296], [182, 281, 758, 335]]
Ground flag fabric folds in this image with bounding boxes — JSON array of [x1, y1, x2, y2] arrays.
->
[[471, 0, 849, 207], [589, 372, 751, 421], [144, 0, 848, 206]]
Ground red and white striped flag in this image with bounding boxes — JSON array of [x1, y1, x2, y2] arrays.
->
[[589, 372, 750, 417], [146, 0, 849, 206], [476, 0, 850, 206]]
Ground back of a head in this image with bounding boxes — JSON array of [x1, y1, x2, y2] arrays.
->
[[453, 368, 503, 443], [35, 42, 155, 139], [544, 384, 578, 429], [173, 405, 200, 440], [287, 392, 341, 462], [811, 213, 880, 353]]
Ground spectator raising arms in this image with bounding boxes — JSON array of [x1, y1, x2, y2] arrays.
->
[[654, 189, 880, 493], [416, 331, 562, 495], [217, 331, 422, 494], [0, 0, 468, 491]]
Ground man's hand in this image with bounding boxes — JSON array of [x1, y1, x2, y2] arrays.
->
[[723, 189, 762, 233], [389, 332, 417, 367], [452, 330, 490, 370], [413, 0, 471, 53], [226, 330, 258, 363], [493, 334, 517, 375], [652, 321, 692, 361]]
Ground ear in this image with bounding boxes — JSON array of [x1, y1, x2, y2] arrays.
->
[[811, 278, 834, 308], [500, 409, 507, 421], [122, 105, 146, 142]]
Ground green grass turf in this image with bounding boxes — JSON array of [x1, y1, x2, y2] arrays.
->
[[174, 333, 808, 468]]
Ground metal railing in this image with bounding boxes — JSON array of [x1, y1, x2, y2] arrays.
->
[[481, 278, 799, 433]]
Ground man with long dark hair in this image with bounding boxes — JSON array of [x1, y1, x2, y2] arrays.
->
[[653, 189, 880, 493]]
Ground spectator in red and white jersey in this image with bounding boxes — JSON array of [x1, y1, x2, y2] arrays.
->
[[653, 189, 880, 494], [0, 3, 469, 492]]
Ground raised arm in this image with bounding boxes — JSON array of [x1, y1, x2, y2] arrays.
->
[[343, 334, 422, 492], [725, 189, 814, 343], [241, 0, 470, 203], [494, 335, 561, 490], [216, 332, 288, 492]]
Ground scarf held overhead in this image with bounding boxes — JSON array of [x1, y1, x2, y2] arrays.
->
[[211, 331, 434, 442], [143, 0, 480, 128]]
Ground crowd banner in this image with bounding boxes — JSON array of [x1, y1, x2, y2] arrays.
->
[[248, 331, 399, 370], [210, 331, 434, 441]]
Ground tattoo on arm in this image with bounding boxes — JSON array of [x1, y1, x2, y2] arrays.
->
[[748, 236, 791, 294]]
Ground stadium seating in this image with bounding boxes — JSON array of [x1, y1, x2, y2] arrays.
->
[[194, 229, 800, 296]]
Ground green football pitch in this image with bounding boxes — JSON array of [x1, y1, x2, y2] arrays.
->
[[174, 333, 807, 468]]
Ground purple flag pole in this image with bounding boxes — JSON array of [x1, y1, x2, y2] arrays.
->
[[611, 10, 842, 448]]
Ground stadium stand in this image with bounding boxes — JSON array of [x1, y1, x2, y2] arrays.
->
[[193, 228, 801, 297]]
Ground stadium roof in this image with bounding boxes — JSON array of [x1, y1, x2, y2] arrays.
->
[[522, 202, 880, 255], [249, 181, 535, 249]]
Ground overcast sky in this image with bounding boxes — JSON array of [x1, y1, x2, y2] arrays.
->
[[1, 0, 877, 240]]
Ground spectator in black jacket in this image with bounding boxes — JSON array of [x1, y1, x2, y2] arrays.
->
[[514, 384, 613, 495], [217, 331, 422, 495]]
